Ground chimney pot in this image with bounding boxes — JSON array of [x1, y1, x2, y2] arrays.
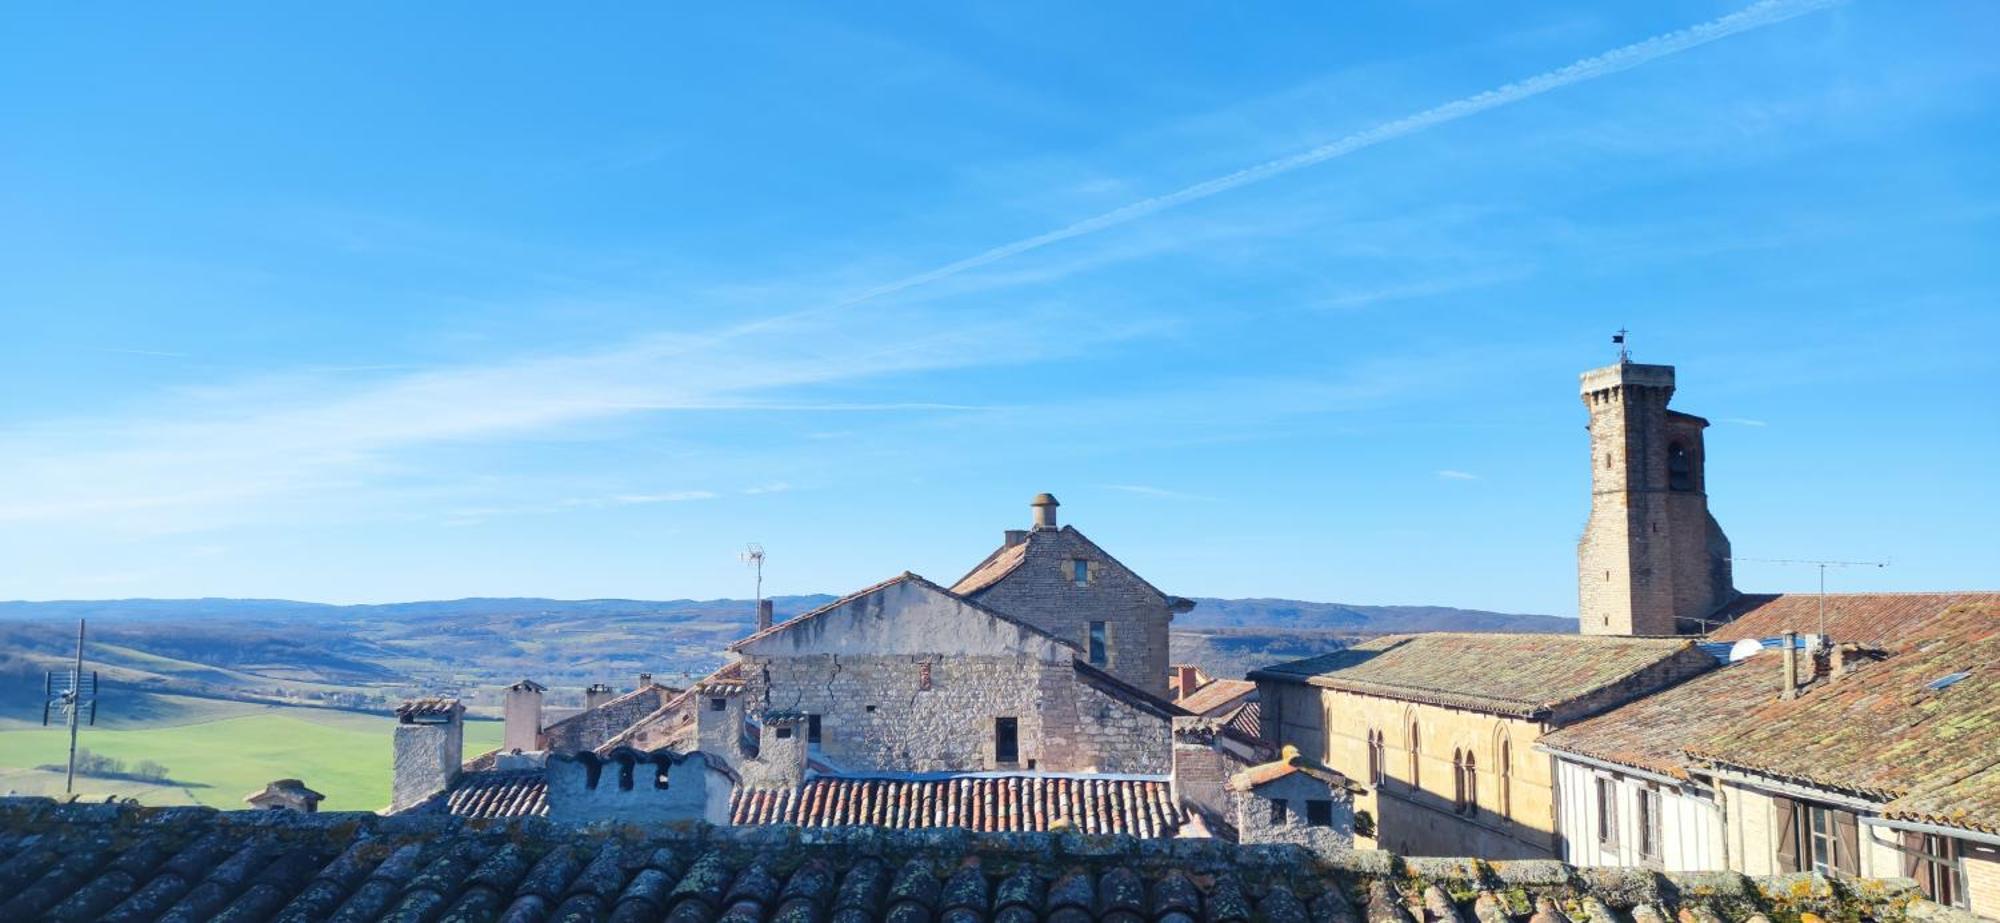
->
[[637, 672, 653, 690], [1003, 529, 1028, 547], [757, 599, 774, 632], [1031, 493, 1059, 530]]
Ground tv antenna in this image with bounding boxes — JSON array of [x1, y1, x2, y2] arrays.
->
[[1728, 557, 1889, 638], [42, 619, 100, 795], [740, 543, 766, 606]]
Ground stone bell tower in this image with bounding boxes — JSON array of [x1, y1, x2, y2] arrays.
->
[[1577, 358, 1734, 635]]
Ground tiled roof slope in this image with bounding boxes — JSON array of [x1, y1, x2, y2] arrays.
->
[[1700, 591, 2000, 645], [1688, 602, 2000, 826], [1536, 660, 1777, 779], [950, 541, 1028, 596], [1228, 746, 1361, 794], [412, 769, 549, 819], [1250, 634, 1708, 720], [1223, 700, 1261, 741], [0, 799, 1943, 923], [730, 572, 1077, 654], [1073, 661, 1191, 720], [730, 774, 1183, 836], [1177, 679, 1255, 717]]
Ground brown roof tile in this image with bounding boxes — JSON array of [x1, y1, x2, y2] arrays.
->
[[1537, 660, 1777, 779], [0, 799, 1930, 923], [1687, 601, 2000, 825], [1178, 679, 1256, 717], [730, 773, 1185, 836], [419, 769, 549, 819], [1251, 634, 1706, 719], [1227, 746, 1362, 794], [1701, 591, 2000, 645], [950, 541, 1029, 596]]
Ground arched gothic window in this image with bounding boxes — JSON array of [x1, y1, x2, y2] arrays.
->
[[1499, 738, 1514, 821], [1367, 729, 1385, 785], [1463, 752, 1478, 815], [1407, 720, 1421, 789], [1452, 749, 1466, 812]]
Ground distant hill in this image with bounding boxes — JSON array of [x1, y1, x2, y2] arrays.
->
[[0, 595, 1571, 707]]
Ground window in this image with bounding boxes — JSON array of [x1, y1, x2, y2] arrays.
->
[[1596, 777, 1619, 847], [1366, 730, 1385, 785], [994, 717, 1019, 764], [865, 704, 877, 714], [774, 725, 792, 739], [1638, 787, 1662, 861], [1408, 719, 1424, 787], [709, 697, 727, 712], [1269, 799, 1289, 825], [1668, 442, 1694, 491], [1088, 621, 1108, 665], [1904, 833, 1965, 909], [1307, 800, 1334, 827], [806, 714, 822, 746], [1498, 739, 1513, 821], [1072, 559, 1090, 586], [1452, 749, 1466, 813], [1463, 752, 1478, 816], [1776, 798, 1859, 875]]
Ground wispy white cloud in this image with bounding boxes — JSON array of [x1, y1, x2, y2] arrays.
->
[[752, 0, 1841, 329], [613, 491, 718, 505], [1104, 484, 1218, 501], [1724, 417, 1769, 427], [1437, 469, 1482, 481], [742, 482, 793, 496]]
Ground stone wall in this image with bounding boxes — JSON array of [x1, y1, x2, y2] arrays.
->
[[969, 526, 1176, 697], [544, 750, 731, 826], [1232, 772, 1354, 850], [390, 721, 462, 813], [1576, 362, 1734, 637], [541, 685, 677, 753], [1173, 720, 1237, 821]]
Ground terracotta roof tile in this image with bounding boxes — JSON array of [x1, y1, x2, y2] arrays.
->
[[415, 769, 549, 819], [731, 774, 1185, 836], [1227, 746, 1362, 794], [394, 697, 462, 719], [1701, 591, 2000, 645], [1686, 601, 2000, 826], [1221, 701, 1261, 741], [1177, 680, 1255, 717], [1536, 659, 1776, 779], [1251, 634, 1707, 719], [0, 801, 1926, 923], [950, 541, 1029, 596]]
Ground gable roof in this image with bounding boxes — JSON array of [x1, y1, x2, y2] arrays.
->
[[1073, 660, 1191, 721], [1536, 659, 1777, 779], [1178, 679, 1256, 717], [1700, 591, 2000, 646], [0, 798, 1927, 923], [731, 772, 1184, 837], [1250, 633, 1705, 720], [729, 571, 1076, 654], [1686, 601, 2000, 826], [952, 526, 1189, 610]]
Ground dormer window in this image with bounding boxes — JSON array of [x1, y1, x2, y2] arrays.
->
[[1071, 559, 1090, 586]]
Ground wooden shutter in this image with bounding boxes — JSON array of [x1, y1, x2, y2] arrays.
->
[[1832, 809, 1861, 875], [1775, 796, 1801, 872]]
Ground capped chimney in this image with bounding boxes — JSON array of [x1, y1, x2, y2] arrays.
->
[[503, 679, 546, 753], [757, 599, 774, 632], [584, 682, 616, 710], [1003, 529, 1028, 548], [1779, 631, 1799, 700], [1031, 493, 1060, 530], [637, 672, 653, 690]]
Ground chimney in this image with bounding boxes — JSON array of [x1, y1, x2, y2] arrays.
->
[[1176, 666, 1204, 701], [584, 683, 616, 710], [695, 682, 746, 765], [1003, 529, 1028, 548], [503, 679, 545, 753], [1779, 631, 1799, 700], [391, 698, 464, 812], [748, 710, 809, 788], [757, 599, 774, 632], [1171, 717, 1231, 820], [637, 672, 653, 690], [1031, 492, 1060, 530]]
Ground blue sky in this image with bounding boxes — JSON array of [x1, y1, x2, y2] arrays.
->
[[2, 1, 1995, 613]]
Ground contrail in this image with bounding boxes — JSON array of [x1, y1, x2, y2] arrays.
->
[[746, 0, 1840, 329]]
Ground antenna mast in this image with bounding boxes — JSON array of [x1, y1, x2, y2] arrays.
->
[[42, 619, 99, 795], [740, 542, 766, 609], [1727, 557, 1889, 637]]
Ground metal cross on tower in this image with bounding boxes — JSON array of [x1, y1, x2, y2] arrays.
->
[[1612, 327, 1631, 362], [42, 619, 100, 795]]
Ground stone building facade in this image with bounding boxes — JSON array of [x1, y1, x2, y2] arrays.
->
[[1577, 360, 1735, 636], [726, 572, 1175, 774], [952, 494, 1195, 698]]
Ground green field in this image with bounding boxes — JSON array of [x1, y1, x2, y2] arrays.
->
[[0, 697, 502, 812]]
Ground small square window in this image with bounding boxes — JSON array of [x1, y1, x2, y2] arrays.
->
[[709, 697, 727, 712], [1307, 800, 1334, 827], [1269, 799, 1288, 825], [774, 726, 792, 739], [865, 705, 877, 713]]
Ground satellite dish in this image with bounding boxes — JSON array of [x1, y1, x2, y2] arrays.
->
[[1728, 638, 1764, 663]]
